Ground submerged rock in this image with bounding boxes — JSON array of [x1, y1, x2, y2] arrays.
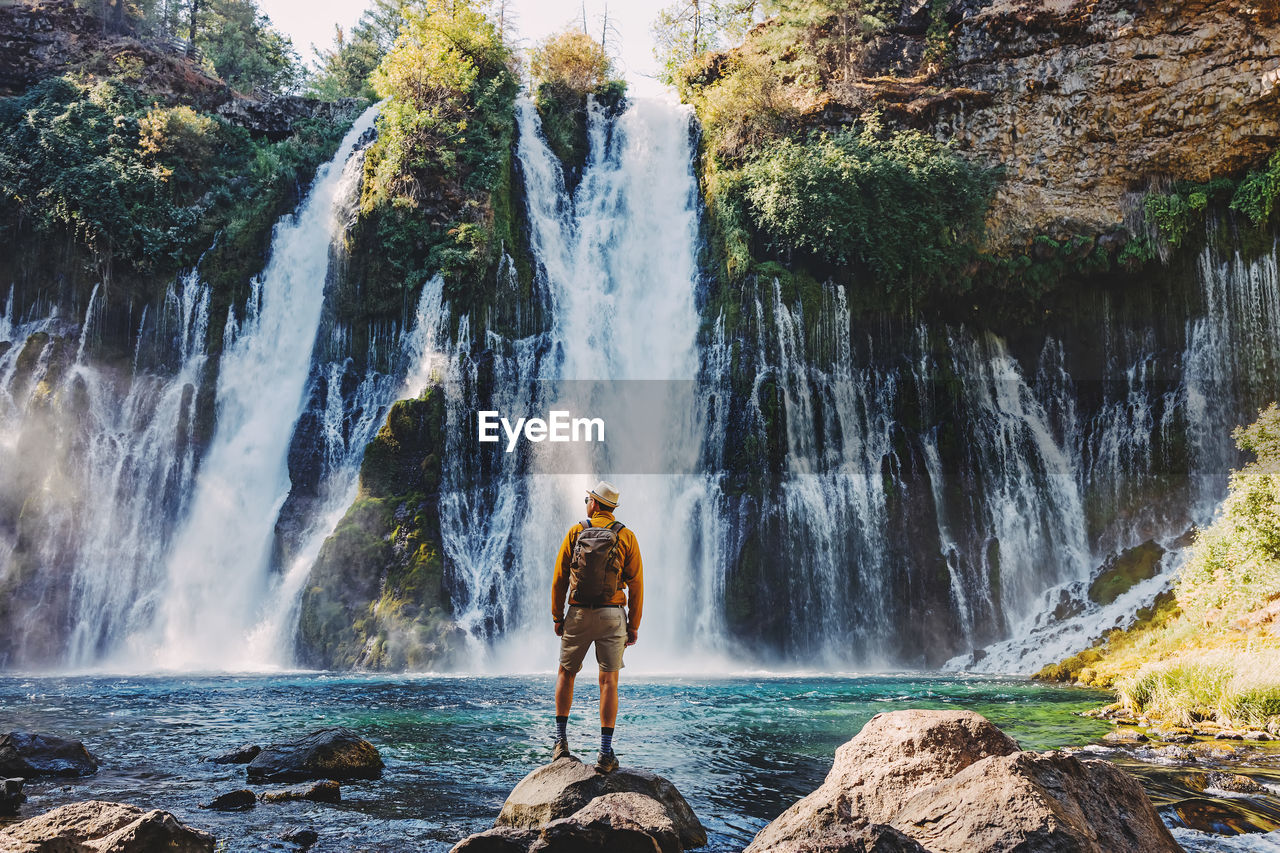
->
[[746, 709, 1180, 853], [0, 731, 98, 778], [208, 743, 261, 764], [1164, 797, 1273, 835], [495, 756, 706, 849], [260, 780, 341, 803], [0, 800, 215, 852], [0, 777, 25, 817], [199, 789, 256, 811], [246, 727, 382, 782], [281, 827, 320, 849], [1206, 772, 1266, 794], [455, 757, 707, 852]]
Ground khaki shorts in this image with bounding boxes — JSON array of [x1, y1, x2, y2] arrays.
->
[[558, 605, 627, 673]]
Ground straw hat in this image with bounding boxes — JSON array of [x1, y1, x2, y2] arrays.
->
[[587, 480, 620, 508]]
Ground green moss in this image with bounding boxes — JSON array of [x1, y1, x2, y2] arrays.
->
[[1089, 540, 1165, 607], [533, 78, 626, 188]]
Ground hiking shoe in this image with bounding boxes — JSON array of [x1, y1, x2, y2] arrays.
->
[[552, 739, 571, 761], [595, 750, 618, 774]]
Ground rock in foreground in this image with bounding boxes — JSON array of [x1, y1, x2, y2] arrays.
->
[[0, 800, 215, 852], [746, 709, 1181, 853], [246, 727, 382, 782], [454, 756, 706, 852], [0, 777, 25, 817], [0, 731, 98, 778]]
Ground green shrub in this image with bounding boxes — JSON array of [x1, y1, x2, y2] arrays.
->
[[738, 121, 994, 292], [1231, 150, 1280, 227]]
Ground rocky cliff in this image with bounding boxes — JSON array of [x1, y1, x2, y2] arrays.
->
[[718, 0, 1280, 252]]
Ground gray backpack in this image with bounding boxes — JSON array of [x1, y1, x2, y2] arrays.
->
[[569, 519, 626, 605]]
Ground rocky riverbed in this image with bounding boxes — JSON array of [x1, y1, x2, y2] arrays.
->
[[0, 674, 1276, 851]]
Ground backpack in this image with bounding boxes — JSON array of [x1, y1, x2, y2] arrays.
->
[[569, 518, 626, 605]]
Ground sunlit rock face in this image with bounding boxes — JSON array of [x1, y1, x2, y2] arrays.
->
[[799, 0, 1280, 249]]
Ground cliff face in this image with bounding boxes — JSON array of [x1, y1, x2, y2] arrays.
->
[[814, 0, 1280, 249]]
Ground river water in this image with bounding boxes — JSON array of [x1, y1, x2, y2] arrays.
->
[[0, 674, 1275, 851]]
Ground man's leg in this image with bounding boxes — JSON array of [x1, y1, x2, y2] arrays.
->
[[554, 666, 576, 756], [598, 668, 619, 766]]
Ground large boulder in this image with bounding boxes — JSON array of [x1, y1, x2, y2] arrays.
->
[[890, 750, 1182, 852], [495, 757, 706, 849], [744, 710, 1018, 852], [0, 800, 215, 852], [0, 732, 98, 778], [246, 727, 382, 782], [537, 793, 681, 853], [746, 710, 1182, 853]]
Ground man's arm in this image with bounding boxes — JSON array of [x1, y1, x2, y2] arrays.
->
[[551, 525, 577, 626], [623, 531, 643, 640]]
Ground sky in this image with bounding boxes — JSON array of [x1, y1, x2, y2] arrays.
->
[[257, 0, 674, 97]]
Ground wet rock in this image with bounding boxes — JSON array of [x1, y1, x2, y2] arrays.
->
[[1213, 729, 1246, 740], [746, 710, 1179, 853], [1103, 728, 1148, 744], [261, 780, 341, 803], [1163, 797, 1272, 834], [199, 789, 256, 811], [1147, 745, 1196, 763], [538, 793, 682, 853], [0, 777, 25, 817], [890, 750, 1182, 853], [1206, 772, 1267, 794], [1268, 719, 1280, 737], [496, 757, 706, 849], [282, 827, 320, 849], [1190, 741, 1243, 760], [1148, 726, 1195, 743], [744, 710, 1018, 853], [452, 826, 540, 852], [0, 731, 98, 778], [246, 727, 382, 782], [1244, 729, 1271, 741], [0, 800, 215, 852], [209, 743, 261, 764]]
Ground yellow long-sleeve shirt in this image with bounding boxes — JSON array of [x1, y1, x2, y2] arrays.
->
[[551, 510, 643, 632]]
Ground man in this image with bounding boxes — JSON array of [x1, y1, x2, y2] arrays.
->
[[550, 480, 643, 773]]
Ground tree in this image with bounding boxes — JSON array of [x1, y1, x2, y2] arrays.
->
[[191, 0, 300, 94], [652, 0, 757, 84], [530, 29, 613, 95]]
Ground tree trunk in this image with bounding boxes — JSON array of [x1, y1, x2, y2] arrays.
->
[[187, 0, 199, 54]]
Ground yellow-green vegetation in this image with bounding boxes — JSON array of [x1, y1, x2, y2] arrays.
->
[[338, 0, 527, 331], [297, 392, 462, 671], [1039, 404, 1280, 729], [529, 29, 626, 182]]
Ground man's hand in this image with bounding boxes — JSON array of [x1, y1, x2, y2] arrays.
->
[[626, 627, 638, 646], [554, 619, 564, 637]]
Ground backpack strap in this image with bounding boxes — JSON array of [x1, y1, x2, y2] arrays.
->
[[608, 521, 624, 532]]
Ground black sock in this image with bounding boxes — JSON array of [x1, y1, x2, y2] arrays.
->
[[601, 726, 614, 754], [555, 715, 568, 742]]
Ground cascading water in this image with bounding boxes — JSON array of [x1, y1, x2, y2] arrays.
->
[[138, 105, 382, 669]]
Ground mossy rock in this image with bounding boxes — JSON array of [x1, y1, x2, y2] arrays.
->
[[1089, 540, 1165, 606]]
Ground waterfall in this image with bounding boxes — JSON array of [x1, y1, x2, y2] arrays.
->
[[137, 106, 381, 670], [0, 275, 209, 667]]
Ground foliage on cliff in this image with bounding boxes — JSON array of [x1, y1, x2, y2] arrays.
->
[[307, 0, 404, 101], [1039, 405, 1280, 728], [297, 392, 463, 671], [337, 0, 529, 338], [671, 2, 994, 300], [529, 29, 626, 183], [0, 73, 356, 319]]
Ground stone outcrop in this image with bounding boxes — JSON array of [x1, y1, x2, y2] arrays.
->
[[0, 731, 98, 778], [215, 95, 365, 141], [799, 0, 1280, 249], [745, 710, 1018, 850], [0, 800, 215, 852], [246, 727, 383, 783], [454, 757, 707, 852], [746, 709, 1181, 853]]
